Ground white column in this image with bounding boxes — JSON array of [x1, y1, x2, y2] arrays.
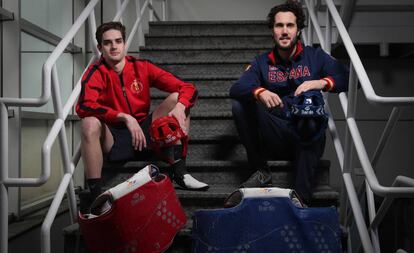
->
[[2, 0, 21, 219]]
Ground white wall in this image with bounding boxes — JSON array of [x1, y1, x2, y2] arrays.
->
[[167, 0, 282, 21], [165, 0, 414, 44]]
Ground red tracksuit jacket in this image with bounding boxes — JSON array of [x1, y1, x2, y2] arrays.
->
[[76, 56, 197, 125]]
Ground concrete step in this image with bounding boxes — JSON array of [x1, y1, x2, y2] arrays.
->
[[144, 35, 273, 50], [152, 97, 233, 118], [139, 49, 267, 64], [158, 63, 246, 78], [101, 160, 332, 189], [148, 21, 268, 36], [187, 119, 238, 141], [150, 79, 235, 98]]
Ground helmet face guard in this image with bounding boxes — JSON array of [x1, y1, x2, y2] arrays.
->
[[283, 90, 328, 142], [149, 116, 188, 165], [290, 90, 327, 118]]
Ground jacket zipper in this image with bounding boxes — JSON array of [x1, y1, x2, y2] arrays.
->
[[118, 74, 134, 115]]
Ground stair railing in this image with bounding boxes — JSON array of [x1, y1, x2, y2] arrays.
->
[[302, 0, 414, 252], [0, 0, 166, 252]]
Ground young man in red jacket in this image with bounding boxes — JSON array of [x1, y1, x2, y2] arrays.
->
[[76, 22, 208, 203]]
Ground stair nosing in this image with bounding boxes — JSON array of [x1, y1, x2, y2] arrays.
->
[[145, 34, 271, 38], [142, 61, 251, 65], [139, 47, 271, 52], [151, 92, 229, 98], [104, 159, 331, 168], [141, 46, 271, 50], [148, 20, 267, 25]]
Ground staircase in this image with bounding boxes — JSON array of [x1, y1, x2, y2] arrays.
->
[[64, 21, 339, 253]]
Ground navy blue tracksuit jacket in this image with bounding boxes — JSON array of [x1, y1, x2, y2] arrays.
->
[[229, 41, 349, 100]]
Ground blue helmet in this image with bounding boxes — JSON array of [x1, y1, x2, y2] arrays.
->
[[283, 90, 328, 142], [290, 90, 327, 118]]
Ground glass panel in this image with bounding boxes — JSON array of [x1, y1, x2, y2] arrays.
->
[[20, 0, 73, 37], [21, 33, 74, 113], [21, 32, 55, 52], [20, 119, 72, 207]]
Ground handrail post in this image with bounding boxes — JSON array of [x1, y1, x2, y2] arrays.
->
[[0, 103, 9, 253], [341, 64, 358, 228], [116, 0, 124, 23], [325, 4, 331, 53], [307, 0, 314, 46], [51, 66, 78, 222], [149, 0, 154, 21], [127, 0, 150, 50], [88, 9, 100, 58], [113, 0, 131, 22], [366, 183, 381, 253], [343, 174, 375, 253], [304, 0, 325, 48], [135, 0, 144, 50], [344, 64, 358, 174], [162, 0, 166, 21], [371, 107, 401, 170]]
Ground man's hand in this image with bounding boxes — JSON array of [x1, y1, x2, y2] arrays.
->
[[258, 90, 284, 109], [117, 112, 146, 151], [294, 80, 327, 96], [168, 102, 188, 134]]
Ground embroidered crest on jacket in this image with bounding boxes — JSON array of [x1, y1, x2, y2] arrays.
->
[[130, 79, 143, 94]]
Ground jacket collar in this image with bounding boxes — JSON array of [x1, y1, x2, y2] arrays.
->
[[101, 56, 131, 74]]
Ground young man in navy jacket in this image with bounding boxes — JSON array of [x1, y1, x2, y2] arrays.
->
[[76, 22, 208, 204], [230, 0, 348, 203]]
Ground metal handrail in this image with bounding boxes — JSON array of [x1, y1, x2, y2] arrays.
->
[[326, 0, 414, 106], [303, 0, 414, 252], [324, 0, 414, 194], [0, 0, 166, 252]]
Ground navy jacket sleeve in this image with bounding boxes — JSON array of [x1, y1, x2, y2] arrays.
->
[[316, 48, 349, 93], [229, 57, 263, 101]]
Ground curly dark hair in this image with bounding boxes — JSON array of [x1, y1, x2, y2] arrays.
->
[[267, 0, 305, 30], [95, 21, 126, 46]]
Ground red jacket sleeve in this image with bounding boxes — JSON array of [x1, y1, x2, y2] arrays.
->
[[146, 61, 198, 109], [76, 64, 120, 123]]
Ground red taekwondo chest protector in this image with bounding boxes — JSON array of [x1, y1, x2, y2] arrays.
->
[[78, 164, 187, 253], [150, 116, 188, 165]]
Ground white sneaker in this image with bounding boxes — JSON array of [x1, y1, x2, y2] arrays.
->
[[174, 174, 209, 191]]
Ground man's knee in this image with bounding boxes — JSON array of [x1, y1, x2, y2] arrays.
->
[[166, 92, 179, 102], [81, 117, 103, 141], [163, 92, 179, 109], [232, 99, 252, 119], [153, 92, 180, 119]]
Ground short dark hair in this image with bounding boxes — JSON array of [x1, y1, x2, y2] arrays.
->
[[95, 21, 126, 46], [267, 0, 305, 30]]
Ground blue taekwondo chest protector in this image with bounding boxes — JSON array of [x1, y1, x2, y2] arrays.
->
[[192, 187, 342, 253]]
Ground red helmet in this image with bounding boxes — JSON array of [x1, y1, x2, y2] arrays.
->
[[149, 116, 188, 164]]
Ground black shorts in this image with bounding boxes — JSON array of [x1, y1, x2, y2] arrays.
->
[[106, 114, 155, 162]]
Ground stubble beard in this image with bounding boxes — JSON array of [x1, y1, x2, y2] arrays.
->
[[275, 34, 299, 52]]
